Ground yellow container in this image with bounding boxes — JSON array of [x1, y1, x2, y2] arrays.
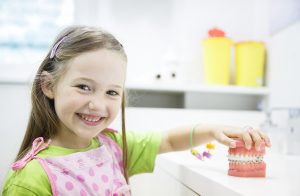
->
[[235, 41, 265, 87], [203, 37, 232, 85]]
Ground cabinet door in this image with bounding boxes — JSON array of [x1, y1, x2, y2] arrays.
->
[[130, 166, 200, 196]]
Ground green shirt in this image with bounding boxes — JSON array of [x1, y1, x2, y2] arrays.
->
[[2, 131, 162, 196]]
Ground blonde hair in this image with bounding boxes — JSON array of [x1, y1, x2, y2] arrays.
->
[[16, 26, 129, 181]]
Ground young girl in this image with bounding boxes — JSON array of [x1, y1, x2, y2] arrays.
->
[[2, 26, 271, 196]]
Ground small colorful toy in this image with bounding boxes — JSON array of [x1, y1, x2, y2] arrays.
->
[[189, 125, 215, 160], [190, 143, 215, 161]]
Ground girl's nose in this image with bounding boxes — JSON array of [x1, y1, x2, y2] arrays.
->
[[88, 97, 106, 112], [88, 101, 95, 110]]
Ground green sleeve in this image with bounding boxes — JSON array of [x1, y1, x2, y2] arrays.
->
[[104, 130, 162, 176], [2, 184, 39, 196], [2, 160, 52, 196]]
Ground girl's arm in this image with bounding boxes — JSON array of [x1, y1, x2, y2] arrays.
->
[[159, 124, 271, 154]]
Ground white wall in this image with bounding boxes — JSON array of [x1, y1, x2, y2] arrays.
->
[[73, 0, 300, 91], [74, 0, 270, 84], [269, 0, 300, 34], [268, 22, 300, 108]]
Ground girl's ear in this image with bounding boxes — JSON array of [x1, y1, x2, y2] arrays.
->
[[40, 71, 55, 99]]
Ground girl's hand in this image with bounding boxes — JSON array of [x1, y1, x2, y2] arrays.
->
[[210, 125, 271, 150]]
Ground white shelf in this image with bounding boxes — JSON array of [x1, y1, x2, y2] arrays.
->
[[125, 82, 269, 110], [125, 82, 269, 95]]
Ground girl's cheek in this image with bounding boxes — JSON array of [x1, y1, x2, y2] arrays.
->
[[110, 100, 122, 116], [70, 97, 87, 108], [61, 95, 87, 111]]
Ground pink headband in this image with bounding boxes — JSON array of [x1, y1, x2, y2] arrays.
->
[[50, 36, 67, 59]]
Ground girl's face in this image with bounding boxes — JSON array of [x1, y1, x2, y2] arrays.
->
[[52, 49, 126, 147]]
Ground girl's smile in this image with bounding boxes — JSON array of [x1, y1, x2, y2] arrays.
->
[[76, 113, 105, 126]]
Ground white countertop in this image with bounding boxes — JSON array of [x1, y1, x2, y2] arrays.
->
[[156, 146, 300, 196]]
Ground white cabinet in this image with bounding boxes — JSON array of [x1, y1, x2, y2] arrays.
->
[[130, 166, 199, 196]]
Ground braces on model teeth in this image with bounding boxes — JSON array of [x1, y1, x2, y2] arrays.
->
[[227, 154, 264, 164]]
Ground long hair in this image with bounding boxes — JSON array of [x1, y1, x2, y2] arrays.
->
[[15, 26, 129, 182]]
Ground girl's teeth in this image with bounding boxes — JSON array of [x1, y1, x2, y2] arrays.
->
[[79, 114, 101, 122]]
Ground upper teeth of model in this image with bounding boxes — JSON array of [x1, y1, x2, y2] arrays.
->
[[227, 154, 264, 163]]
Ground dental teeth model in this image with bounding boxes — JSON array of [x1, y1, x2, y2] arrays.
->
[[228, 139, 266, 177]]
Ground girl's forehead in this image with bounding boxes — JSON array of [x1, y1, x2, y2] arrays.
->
[[64, 49, 126, 84]]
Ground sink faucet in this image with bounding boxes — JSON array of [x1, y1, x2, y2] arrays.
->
[[261, 107, 300, 154], [288, 108, 300, 119], [261, 107, 300, 129]]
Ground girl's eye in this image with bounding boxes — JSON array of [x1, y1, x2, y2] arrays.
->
[[107, 90, 119, 96], [76, 84, 91, 91]]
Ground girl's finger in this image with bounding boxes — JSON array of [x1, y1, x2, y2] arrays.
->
[[242, 128, 253, 150], [216, 132, 236, 148], [223, 129, 242, 139], [248, 129, 262, 151], [257, 129, 272, 147]]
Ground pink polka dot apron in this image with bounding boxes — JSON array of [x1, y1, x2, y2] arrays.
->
[[11, 132, 131, 196]]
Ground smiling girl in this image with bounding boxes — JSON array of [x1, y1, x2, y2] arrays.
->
[[2, 26, 270, 196]]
